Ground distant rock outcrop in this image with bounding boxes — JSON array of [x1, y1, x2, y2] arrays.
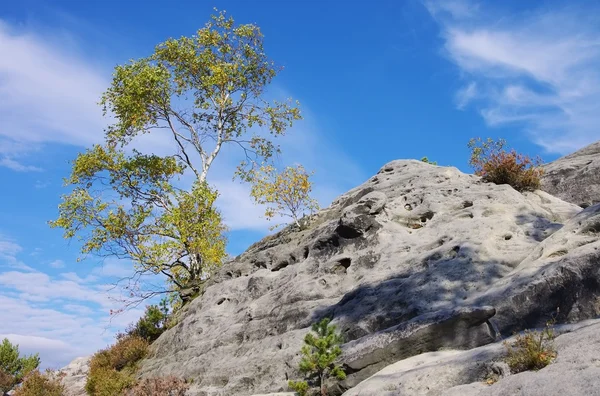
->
[[59, 356, 89, 396], [133, 159, 600, 395], [542, 140, 600, 208]]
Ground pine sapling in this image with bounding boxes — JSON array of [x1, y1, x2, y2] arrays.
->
[[289, 318, 346, 396]]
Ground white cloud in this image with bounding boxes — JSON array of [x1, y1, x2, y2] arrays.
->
[[0, 157, 42, 172], [0, 333, 84, 370], [455, 81, 477, 110], [427, 0, 600, 153], [0, 265, 144, 368], [0, 293, 116, 368], [90, 258, 133, 279], [49, 259, 65, 269], [0, 235, 34, 271], [0, 20, 107, 164]]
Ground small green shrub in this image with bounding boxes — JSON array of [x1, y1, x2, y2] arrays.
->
[[86, 335, 149, 396], [288, 318, 346, 396], [109, 336, 148, 371], [289, 379, 309, 396], [421, 157, 437, 165], [468, 137, 543, 192], [86, 367, 135, 396], [504, 321, 556, 373], [126, 376, 189, 396], [13, 370, 64, 396], [126, 304, 169, 343], [0, 338, 40, 393]]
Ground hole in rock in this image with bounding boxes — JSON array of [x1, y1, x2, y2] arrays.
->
[[420, 211, 435, 222], [338, 258, 352, 270], [504, 234, 513, 240], [462, 200, 473, 208], [336, 224, 362, 239], [271, 260, 290, 272], [216, 298, 227, 305]]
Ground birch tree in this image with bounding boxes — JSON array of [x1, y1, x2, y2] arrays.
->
[[50, 10, 300, 305]]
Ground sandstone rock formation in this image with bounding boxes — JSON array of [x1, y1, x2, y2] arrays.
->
[[59, 356, 89, 396], [344, 319, 600, 396], [134, 159, 600, 395], [542, 140, 600, 207]]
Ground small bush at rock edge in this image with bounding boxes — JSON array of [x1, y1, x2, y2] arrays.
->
[[288, 318, 346, 396], [421, 157, 437, 165], [125, 303, 170, 343], [13, 370, 64, 396], [468, 137, 543, 192], [504, 320, 556, 373], [85, 335, 149, 396]]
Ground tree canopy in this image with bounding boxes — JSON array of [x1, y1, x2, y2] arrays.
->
[[0, 338, 40, 393], [50, 9, 301, 306], [248, 164, 319, 229], [100, 9, 301, 182]]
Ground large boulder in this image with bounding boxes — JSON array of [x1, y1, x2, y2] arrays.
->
[[542, 140, 600, 207], [343, 319, 600, 396], [136, 160, 600, 395]]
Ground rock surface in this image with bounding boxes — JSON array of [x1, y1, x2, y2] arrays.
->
[[59, 356, 90, 396], [134, 159, 600, 395], [542, 140, 600, 207], [343, 319, 600, 396]]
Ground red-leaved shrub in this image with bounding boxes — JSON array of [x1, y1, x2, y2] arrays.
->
[[468, 138, 543, 192]]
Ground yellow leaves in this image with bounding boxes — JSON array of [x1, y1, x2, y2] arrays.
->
[[248, 164, 319, 228]]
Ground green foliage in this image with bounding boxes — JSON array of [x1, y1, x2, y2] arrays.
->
[[99, 8, 301, 182], [289, 318, 346, 396], [127, 303, 169, 343], [50, 144, 227, 304], [13, 370, 65, 396], [0, 338, 40, 393], [86, 335, 149, 396], [420, 157, 437, 165], [248, 164, 319, 230], [504, 319, 557, 373], [51, 9, 301, 306], [86, 367, 135, 396], [468, 137, 543, 192], [288, 380, 309, 396]]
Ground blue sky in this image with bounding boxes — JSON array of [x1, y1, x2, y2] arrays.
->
[[1, 0, 600, 368]]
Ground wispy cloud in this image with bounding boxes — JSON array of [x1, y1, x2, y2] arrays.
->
[[0, 235, 33, 271], [426, 0, 600, 153], [455, 81, 478, 110], [0, 158, 43, 172], [49, 259, 65, 269], [0, 20, 107, 164]]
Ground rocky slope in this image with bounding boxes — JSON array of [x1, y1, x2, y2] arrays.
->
[[343, 318, 600, 396], [542, 140, 600, 207], [132, 159, 600, 395]]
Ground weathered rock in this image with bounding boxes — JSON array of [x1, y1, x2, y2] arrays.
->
[[542, 140, 600, 207], [343, 319, 600, 396], [59, 356, 90, 396], [135, 160, 600, 396], [339, 306, 496, 389]]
